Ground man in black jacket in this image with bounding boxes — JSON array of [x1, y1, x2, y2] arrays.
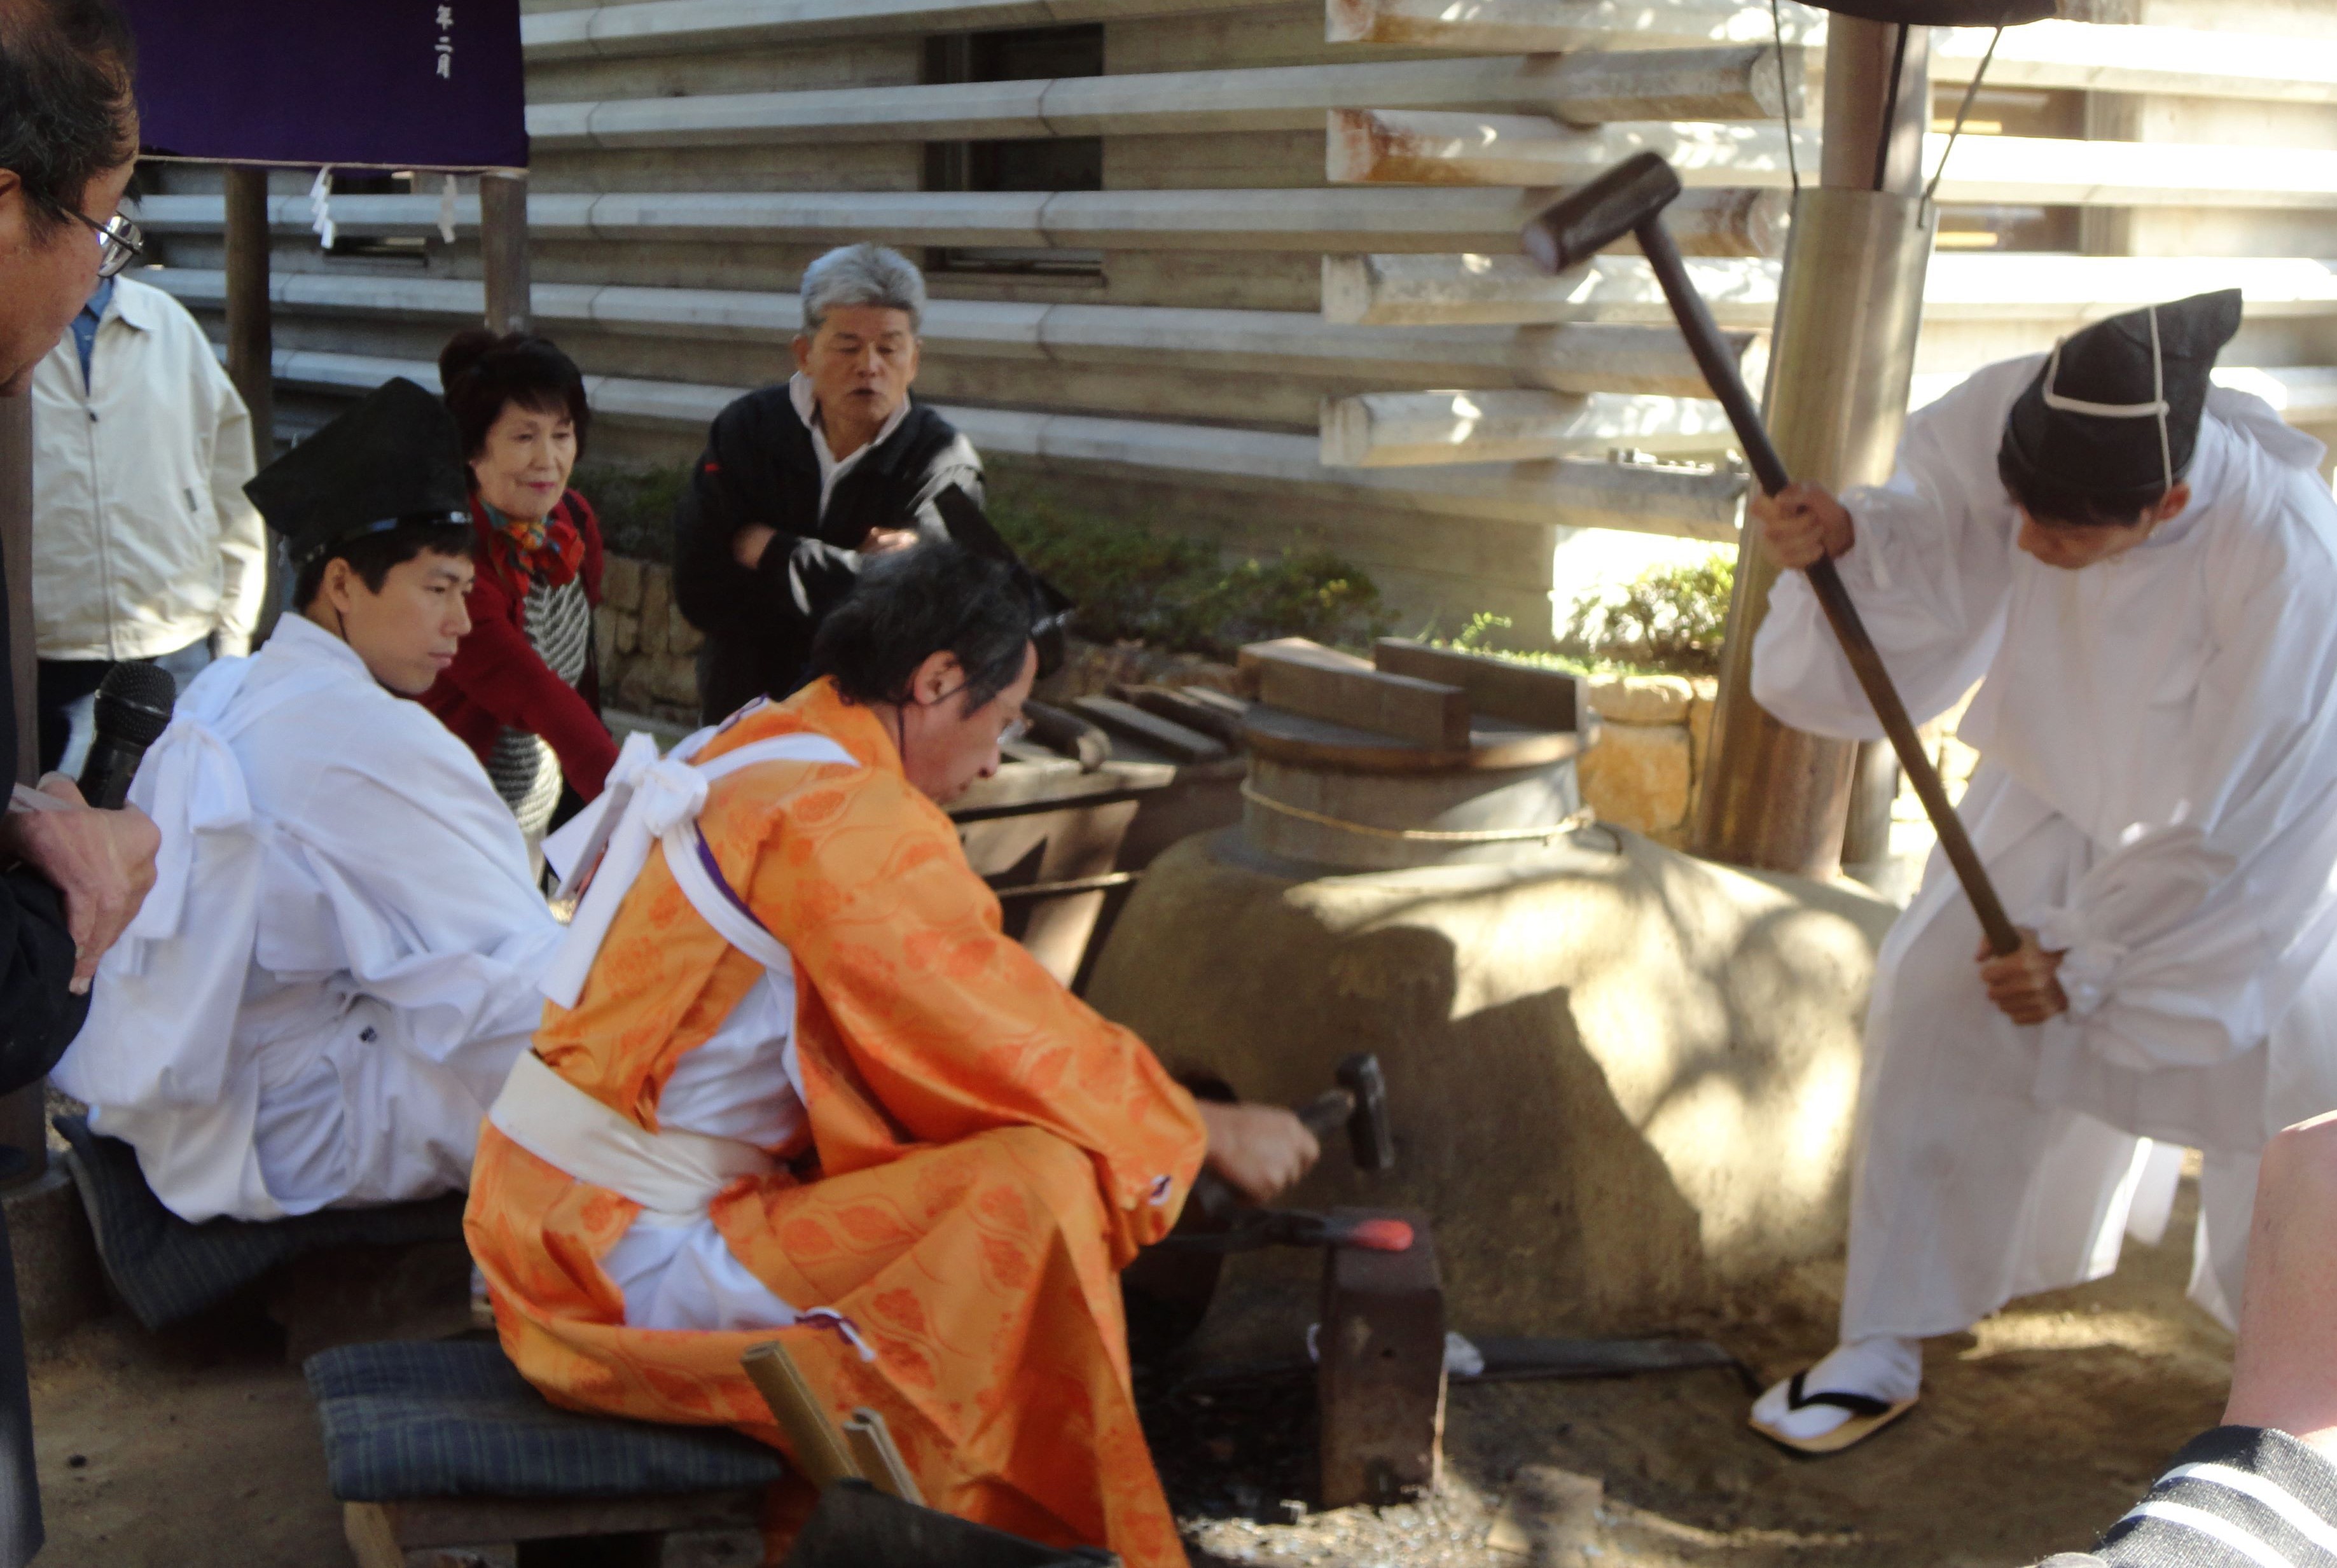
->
[[0, 1, 162, 1561], [671, 242, 983, 723]]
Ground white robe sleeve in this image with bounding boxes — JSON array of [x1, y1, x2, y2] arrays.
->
[[2034, 488, 2337, 1072], [1751, 362, 2030, 739]]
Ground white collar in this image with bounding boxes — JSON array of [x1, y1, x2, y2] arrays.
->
[[787, 372, 912, 462], [264, 610, 378, 684]]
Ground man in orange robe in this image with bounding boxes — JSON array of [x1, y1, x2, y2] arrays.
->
[[466, 541, 1317, 1566]]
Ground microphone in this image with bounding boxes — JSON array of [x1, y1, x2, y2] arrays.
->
[[78, 662, 177, 810]]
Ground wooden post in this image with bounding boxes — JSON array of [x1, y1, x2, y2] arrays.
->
[[1689, 19, 1932, 878], [223, 167, 274, 457], [480, 172, 532, 335]]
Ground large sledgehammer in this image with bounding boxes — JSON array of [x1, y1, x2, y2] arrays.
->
[[1523, 152, 2019, 957]]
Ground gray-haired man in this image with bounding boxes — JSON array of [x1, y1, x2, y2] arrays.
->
[[671, 242, 985, 722]]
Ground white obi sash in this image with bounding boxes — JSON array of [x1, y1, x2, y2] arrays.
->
[[487, 719, 855, 1214]]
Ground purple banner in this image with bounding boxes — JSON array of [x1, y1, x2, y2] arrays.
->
[[118, 0, 527, 170]]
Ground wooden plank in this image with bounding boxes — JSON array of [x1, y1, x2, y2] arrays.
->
[[1245, 640, 1469, 750], [1320, 389, 1733, 466], [1120, 684, 1251, 747], [1373, 639, 1579, 732], [1931, 19, 2337, 105], [137, 184, 1787, 258], [1068, 695, 1231, 764]]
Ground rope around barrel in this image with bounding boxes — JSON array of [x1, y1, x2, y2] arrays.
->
[[1239, 782, 1597, 845]]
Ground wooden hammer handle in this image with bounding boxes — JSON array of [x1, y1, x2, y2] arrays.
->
[[742, 1340, 861, 1490], [1637, 218, 2020, 957]]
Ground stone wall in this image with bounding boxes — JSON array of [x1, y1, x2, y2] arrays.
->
[[1575, 672, 1980, 853], [595, 555, 703, 725]]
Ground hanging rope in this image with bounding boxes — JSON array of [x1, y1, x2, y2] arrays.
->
[[1924, 24, 2006, 210], [1770, 0, 1800, 194]]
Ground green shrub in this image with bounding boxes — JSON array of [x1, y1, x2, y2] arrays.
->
[[987, 488, 1391, 657], [571, 461, 690, 565], [1560, 553, 1735, 674]]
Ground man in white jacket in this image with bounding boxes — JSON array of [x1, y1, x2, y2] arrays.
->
[[31, 270, 267, 773], [1744, 290, 2337, 1454], [55, 378, 560, 1223]]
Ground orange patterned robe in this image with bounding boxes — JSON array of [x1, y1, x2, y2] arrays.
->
[[464, 678, 1207, 1565]]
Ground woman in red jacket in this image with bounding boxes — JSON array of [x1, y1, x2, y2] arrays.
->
[[422, 329, 618, 836]]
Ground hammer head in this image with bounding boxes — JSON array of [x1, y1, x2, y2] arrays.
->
[[1520, 151, 1682, 277], [1336, 1052, 1395, 1174]]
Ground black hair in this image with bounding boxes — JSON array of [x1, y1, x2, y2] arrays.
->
[[0, 0, 137, 239], [438, 327, 592, 464], [293, 518, 476, 613], [1996, 447, 2166, 531], [809, 540, 1036, 712]]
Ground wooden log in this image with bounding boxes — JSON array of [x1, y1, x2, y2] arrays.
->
[[527, 48, 1801, 151], [1326, 251, 2337, 329], [1373, 639, 1579, 732], [1332, 112, 2337, 211], [137, 184, 1786, 257], [247, 344, 1748, 541], [1244, 640, 1470, 750], [1328, 0, 1822, 52], [1932, 19, 2337, 105], [1320, 389, 1733, 466], [523, 0, 1274, 59], [152, 266, 1751, 396]]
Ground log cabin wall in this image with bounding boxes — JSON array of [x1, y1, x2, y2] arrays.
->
[[135, 0, 2337, 647]]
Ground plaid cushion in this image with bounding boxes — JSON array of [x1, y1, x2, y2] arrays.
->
[[305, 1340, 786, 1501], [53, 1114, 466, 1329]]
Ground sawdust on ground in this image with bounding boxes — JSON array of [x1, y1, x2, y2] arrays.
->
[[23, 1182, 2227, 1567]]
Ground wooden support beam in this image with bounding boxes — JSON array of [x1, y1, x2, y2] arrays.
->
[[242, 345, 1749, 541], [1328, 0, 1821, 52], [1245, 642, 1471, 750], [150, 268, 1750, 398], [137, 185, 1786, 258], [479, 173, 532, 335], [222, 167, 273, 461], [1931, 20, 2337, 105], [1320, 389, 1732, 466], [523, 0, 1274, 59], [1325, 251, 2337, 328], [527, 47, 1801, 151]]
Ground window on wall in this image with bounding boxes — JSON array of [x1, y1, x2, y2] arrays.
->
[[923, 24, 1105, 279]]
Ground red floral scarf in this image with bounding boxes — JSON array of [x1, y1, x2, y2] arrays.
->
[[479, 494, 585, 591]]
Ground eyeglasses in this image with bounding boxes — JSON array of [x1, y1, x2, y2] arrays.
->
[[69, 207, 143, 280]]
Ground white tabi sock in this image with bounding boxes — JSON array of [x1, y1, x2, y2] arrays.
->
[[1752, 1336, 1922, 1442]]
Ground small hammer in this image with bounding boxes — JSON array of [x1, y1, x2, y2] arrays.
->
[[1184, 1052, 1395, 1230], [1521, 153, 2020, 958]]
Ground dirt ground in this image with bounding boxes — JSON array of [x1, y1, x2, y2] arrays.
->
[[24, 1181, 2230, 1568]]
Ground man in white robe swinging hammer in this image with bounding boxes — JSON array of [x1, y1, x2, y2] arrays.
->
[[1746, 289, 2337, 1454]]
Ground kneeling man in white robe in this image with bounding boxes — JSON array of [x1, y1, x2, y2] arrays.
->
[[56, 378, 561, 1223], [1745, 289, 2337, 1452]]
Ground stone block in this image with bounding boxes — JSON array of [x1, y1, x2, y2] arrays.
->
[[1578, 723, 1691, 835], [6, 1165, 104, 1345], [616, 660, 660, 716], [611, 607, 639, 656], [638, 567, 671, 657], [1586, 674, 1694, 726], [593, 609, 617, 676], [1687, 687, 1716, 780], [669, 600, 704, 657], [600, 553, 643, 612], [653, 653, 700, 711]]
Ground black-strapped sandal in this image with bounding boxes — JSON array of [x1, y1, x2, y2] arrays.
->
[[1748, 1370, 1920, 1455]]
